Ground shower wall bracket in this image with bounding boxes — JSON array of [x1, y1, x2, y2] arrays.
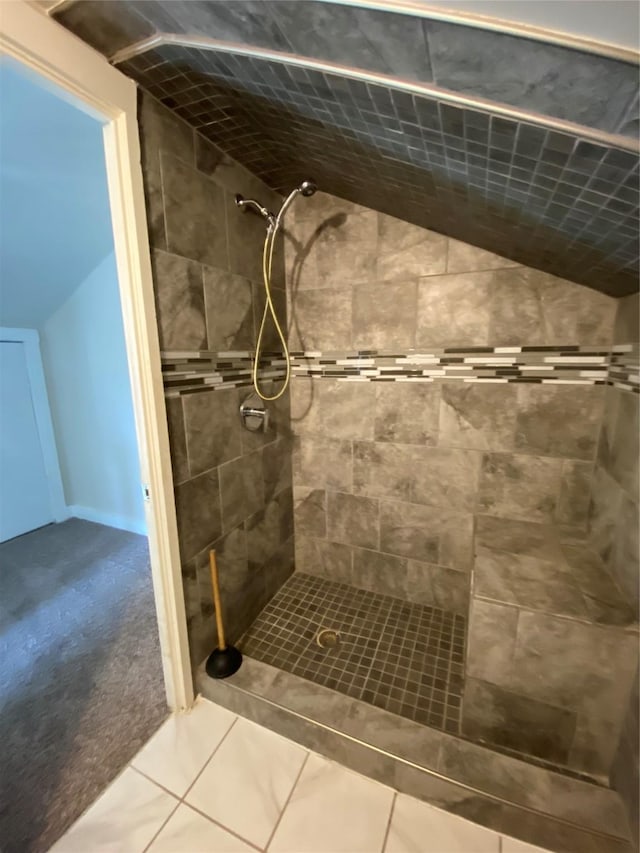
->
[[240, 392, 269, 432]]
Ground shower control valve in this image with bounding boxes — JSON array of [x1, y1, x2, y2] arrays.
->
[[240, 392, 269, 432]]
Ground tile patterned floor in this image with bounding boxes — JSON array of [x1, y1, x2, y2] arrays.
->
[[50, 697, 553, 853], [240, 573, 466, 733]]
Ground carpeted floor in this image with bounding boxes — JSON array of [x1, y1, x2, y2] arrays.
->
[[0, 518, 168, 853]]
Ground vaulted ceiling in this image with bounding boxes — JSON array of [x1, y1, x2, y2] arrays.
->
[[51, 0, 639, 296]]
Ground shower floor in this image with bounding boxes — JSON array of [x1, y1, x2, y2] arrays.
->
[[240, 572, 466, 733]]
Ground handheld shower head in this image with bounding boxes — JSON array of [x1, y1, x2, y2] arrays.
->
[[298, 180, 317, 197]]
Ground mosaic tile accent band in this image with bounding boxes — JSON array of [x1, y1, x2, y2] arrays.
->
[[161, 351, 287, 397], [289, 346, 611, 385], [609, 343, 640, 393], [162, 344, 640, 395]]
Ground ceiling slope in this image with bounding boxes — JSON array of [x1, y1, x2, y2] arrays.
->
[[51, 0, 640, 295]]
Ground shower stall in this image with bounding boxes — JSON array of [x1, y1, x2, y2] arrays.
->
[[102, 12, 639, 849], [197, 184, 639, 850]]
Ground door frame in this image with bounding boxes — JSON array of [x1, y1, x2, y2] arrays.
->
[[0, 327, 67, 527], [0, 1, 193, 710]]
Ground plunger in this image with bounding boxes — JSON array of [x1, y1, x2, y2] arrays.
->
[[205, 549, 242, 679]]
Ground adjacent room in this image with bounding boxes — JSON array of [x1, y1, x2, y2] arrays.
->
[[0, 62, 166, 853]]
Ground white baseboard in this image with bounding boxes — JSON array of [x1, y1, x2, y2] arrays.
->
[[66, 504, 147, 535]]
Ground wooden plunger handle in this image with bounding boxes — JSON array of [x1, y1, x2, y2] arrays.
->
[[209, 550, 226, 651]]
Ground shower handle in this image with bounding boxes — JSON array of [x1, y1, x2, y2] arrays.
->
[[240, 393, 270, 432]]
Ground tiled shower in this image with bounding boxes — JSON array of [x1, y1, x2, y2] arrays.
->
[[53, 2, 638, 849]]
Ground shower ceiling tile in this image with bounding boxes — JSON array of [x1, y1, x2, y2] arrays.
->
[[50, 1, 639, 295], [113, 45, 639, 296]]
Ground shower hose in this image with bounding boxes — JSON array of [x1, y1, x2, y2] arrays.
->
[[253, 221, 290, 402]]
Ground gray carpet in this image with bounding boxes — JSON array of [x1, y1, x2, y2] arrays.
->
[[0, 518, 168, 853]]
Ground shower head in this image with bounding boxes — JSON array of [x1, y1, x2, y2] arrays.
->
[[298, 180, 317, 197]]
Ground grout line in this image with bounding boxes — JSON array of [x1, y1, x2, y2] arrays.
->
[[182, 715, 239, 801], [130, 765, 185, 800], [263, 751, 311, 851], [181, 801, 264, 852], [141, 797, 181, 853], [381, 791, 398, 853]]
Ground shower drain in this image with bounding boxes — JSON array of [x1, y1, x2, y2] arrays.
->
[[315, 628, 341, 649]]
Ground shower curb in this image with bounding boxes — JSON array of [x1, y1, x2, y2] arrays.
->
[[197, 658, 633, 853]]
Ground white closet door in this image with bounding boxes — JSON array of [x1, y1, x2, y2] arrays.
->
[[0, 340, 53, 542]]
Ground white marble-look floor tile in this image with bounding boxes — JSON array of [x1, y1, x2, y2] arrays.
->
[[385, 793, 501, 853], [269, 753, 394, 853], [502, 835, 553, 853], [132, 697, 236, 796], [147, 803, 255, 853], [185, 717, 307, 849], [50, 767, 177, 853]]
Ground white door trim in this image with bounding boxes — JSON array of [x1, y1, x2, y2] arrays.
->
[[0, 1, 193, 710], [0, 327, 67, 524]]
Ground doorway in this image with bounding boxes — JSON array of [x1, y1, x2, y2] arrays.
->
[[0, 5, 191, 850]]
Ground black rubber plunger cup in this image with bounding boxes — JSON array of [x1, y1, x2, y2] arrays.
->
[[205, 550, 242, 679]]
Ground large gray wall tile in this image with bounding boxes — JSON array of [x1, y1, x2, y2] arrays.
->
[[477, 452, 563, 523], [466, 598, 518, 685], [219, 451, 264, 532], [474, 546, 589, 620], [379, 500, 473, 569], [515, 385, 604, 460], [374, 383, 440, 445], [262, 435, 293, 502], [183, 390, 242, 476], [316, 207, 377, 287], [293, 486, 327, 539], [405, 560, 469, 613], [555, 461, 592, 529], [506, 610, 639, 775], [446, 239, 519, 274], [269, 1, 397, 77], [439, 384, 517, 452], [157, 0, 292, 51], [174, 469, 222, 562], [377, 213, 447, 281], [326, 491, 379, 550], [425, 19, 638, 134], [246, 487, 294, 570], [162, 154, 229, 268], [203, 266, 254, 350], [350, 6, 432, 82], [352, 281, 418, 349], [152, 249, 206, 350], [416, 273, 492, 347], [289, 288, 352, 350], [295, 535, 353, 584], [488, 269, 615, 346], [462, 677, 577, 766], [164, 396, 189, 485], [351, 547, 407, 598], [292, 433, 353, 491], [614, 292, 640, 343]]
